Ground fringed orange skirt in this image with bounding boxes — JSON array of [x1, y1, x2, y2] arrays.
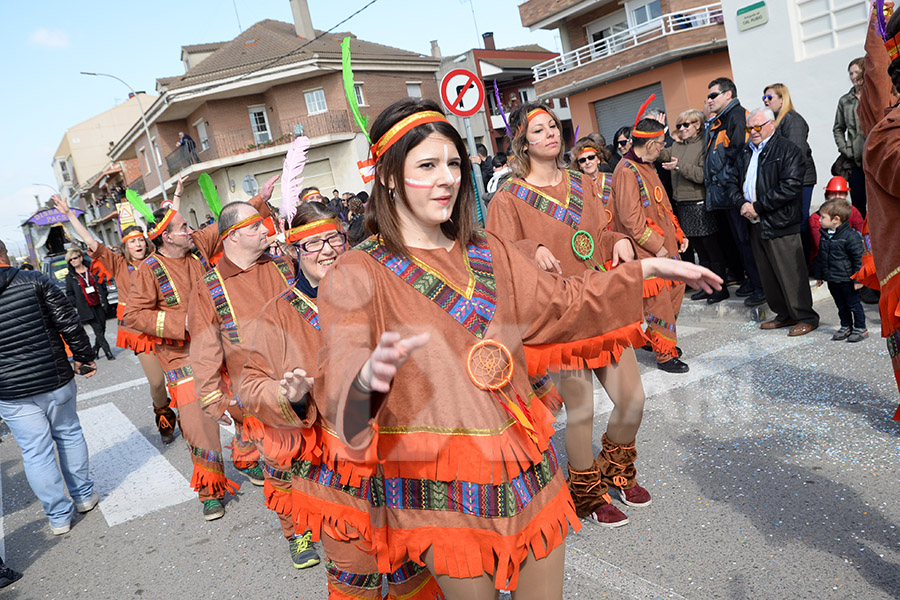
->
[[114, 303, 155, 354]]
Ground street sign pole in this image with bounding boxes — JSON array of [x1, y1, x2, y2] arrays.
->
[[440, 68, 488, 226], [463, 116, 486, 225]]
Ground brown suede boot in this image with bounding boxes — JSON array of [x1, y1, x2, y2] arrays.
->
[[597, 433, 651, 507], [566, 462, 608, 518], [154, 405, 177, 444]]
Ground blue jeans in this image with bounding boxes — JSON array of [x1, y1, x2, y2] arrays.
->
[[0, 380, 93, 527]]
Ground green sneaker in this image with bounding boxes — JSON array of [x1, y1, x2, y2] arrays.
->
[[202, 499, 225, 521], [237, 464, 265, 486], [289, 531, 320, 569]]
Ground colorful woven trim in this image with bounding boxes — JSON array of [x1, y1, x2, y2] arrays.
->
[[886, 31, 900, 61], [144, 255, 181, 306], [164, 364, 194, 385], [293, 443, 559, 517], [622, 160, 651, 208], [122, 231, 144, 243], [262, 463, 292, 483], [598, 172, 613, 210], [501, 170, 585, 230], [888, 331, 900, 359], [285, 218, 342, 245], [281, 286, 320, 331], [325, 560, 381, 590], [187, 441, 224, 467], [371, 110, 448, 163], [386, 561, 428, 584], [148, 209, 175, 240], [358, 231, 496, 339], [191, 249, 210, 272], [272, 255, 295, 287], [203, 267, 241, 344], [646, 313, 676, 336], [219, 214, 263, 240]]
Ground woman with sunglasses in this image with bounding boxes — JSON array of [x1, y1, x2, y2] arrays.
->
[[661, 109, 728, 303], [305, 98, 719, 598], [608, 126, 633, 170], [572, 138, 613, 178], [489, 102, 652, 530], [54, 195, 175, 443], [763, 83, 817, 258]]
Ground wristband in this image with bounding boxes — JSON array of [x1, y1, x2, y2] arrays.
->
[[352, 372, 373, 394]]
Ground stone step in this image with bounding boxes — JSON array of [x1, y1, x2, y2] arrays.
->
[[679, 280, 832, 322]]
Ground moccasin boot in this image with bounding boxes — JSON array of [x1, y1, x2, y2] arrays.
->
[[597, 434, 652, 507]]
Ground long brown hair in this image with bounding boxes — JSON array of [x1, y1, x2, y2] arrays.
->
[[365, 98, 476, 258], [507, 101, 566, 178], [118, 225, 151, 265]]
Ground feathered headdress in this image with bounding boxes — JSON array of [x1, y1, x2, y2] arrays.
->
[[632, 94, 664, 138], [342, 37, 371, 145], [493, 80, 512, 138], [126, 189, 155, 224], [279, 136, 311, 225], [198, 173, 221, 219]]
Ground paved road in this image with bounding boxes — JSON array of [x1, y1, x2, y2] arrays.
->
[[2, 295, 898, 599]]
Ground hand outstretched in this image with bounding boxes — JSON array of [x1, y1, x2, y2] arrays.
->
[[359, 332, 430, 394], [280, 368, 313, 404], [640, 257, 723, 295]]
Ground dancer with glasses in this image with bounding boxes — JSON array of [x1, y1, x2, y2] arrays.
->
[[490, 103, 652, 529], [661, 110, 728, 303]]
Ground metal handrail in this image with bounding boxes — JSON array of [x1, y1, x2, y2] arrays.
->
[[532, 3, 724, 82]]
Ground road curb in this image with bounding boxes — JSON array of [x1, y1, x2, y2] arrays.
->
[[679, 280, 832, 323]]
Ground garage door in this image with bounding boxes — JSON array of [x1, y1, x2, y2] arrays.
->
[[592, 83, 666, 145]]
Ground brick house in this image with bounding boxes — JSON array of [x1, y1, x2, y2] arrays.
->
[[519, 0, 733, 143], [108, 0, 440, 227]]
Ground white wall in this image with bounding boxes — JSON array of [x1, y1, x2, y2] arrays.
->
[[721, 0, 868, 209]]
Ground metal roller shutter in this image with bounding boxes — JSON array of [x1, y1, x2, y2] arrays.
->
[[592, 83, 666, 144]]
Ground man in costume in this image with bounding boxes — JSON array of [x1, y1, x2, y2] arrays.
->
[[860, 1, 900, 409], [124, 184, 274, 520], [188, 201, 319, 567], [611, 116, 690, 373]]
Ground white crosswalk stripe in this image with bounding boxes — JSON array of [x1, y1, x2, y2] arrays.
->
[[78, 403, 196, 527]]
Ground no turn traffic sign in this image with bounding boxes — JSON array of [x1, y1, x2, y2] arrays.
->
[[440, 69, 485, 118]]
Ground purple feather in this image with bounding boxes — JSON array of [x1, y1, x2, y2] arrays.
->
[[280, 136, 311, 225], [493, 80, 512, 138], [876, 0, 888, 40], [574, 125, 580, 142]]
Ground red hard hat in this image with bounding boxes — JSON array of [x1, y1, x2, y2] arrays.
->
[[824, 176, 850, 192]]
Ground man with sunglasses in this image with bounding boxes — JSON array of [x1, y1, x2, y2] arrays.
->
[[187, 201, 321, 568], [704, 77, 767, 307], [727, 108, 818, 336]]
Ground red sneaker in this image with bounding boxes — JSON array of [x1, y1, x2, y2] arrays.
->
[[591, 503, 629, 528], [617, 483, 652, 507]]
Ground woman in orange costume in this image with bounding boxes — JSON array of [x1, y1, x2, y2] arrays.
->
[[310, 97, 720, 598], [53, 196, 173, 443], [241, 201, 442, 596], [487, 103, 650, 529], [860, 1, 900, 408]]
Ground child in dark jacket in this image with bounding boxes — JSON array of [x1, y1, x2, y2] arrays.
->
[[814, 199, 866, 342]]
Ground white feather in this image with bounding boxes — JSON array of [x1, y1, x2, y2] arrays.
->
[[280, 136, 311, 225]]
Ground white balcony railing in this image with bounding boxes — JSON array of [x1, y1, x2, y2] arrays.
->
[[532, 3, 724, 83]]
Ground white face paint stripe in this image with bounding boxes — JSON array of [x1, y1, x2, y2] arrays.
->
[[404, 178, 434, 189], [443, 144, 454, 181]]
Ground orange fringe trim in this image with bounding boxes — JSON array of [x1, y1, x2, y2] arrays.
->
[[292, 484, 372, 546], [115, 328, 155, 353], [642, 277, 673, 298], [226, 439, 260, 469], [852, 217, 880, 289], [242, 415, 266, 444], [189, 464, 239, 497], [380, 481, 579, 590], [244, 419, 318, 466], [879, 275, 900, 338], [648, 328, 678, 358], [523, 320, 649, 376], [328, 574, 445, 600], [264, 479, 293, 516], [91, 259, 114, 284]]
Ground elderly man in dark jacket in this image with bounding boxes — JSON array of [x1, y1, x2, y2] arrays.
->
[[728, 108, 819, 336], [0, 239, 99, 536]]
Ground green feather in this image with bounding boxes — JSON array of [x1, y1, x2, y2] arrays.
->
[[341, 37, 371, 145], [198, 173, 222, 218], [125, 189, 155, 224]]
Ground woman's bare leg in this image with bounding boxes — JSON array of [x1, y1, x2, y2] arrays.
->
[[422, 547, 499, 600], [138, 352, 168, 409], [595, 347, 645, 445], [510, 541, 565, 600], [552, 369, 594, 470]]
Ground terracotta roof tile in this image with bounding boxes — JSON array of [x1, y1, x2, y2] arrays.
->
[[166, 20, 435, 91]]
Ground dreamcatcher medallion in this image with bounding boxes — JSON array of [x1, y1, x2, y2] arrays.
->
[[466, 339, 515, 390], [654, 186, 664, 203], [571, 229, 595, 261]]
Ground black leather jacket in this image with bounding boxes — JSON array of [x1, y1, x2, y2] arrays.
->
[[727, 134, 805, 239], [705, 98, 748, 210], [776, 109, 817, 187], [0, 267, 94, 400]]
